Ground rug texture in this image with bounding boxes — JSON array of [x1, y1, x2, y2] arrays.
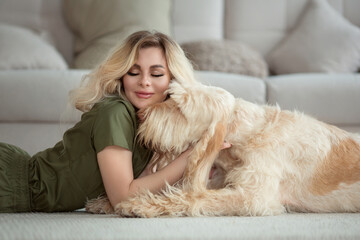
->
[[0, 212, 359, 240]]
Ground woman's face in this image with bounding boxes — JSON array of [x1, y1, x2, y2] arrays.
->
[[122, 47, 171, 110]]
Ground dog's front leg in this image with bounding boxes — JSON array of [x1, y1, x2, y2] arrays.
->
[[85, 195, 114, 214], [115, 186, 190, 217], [183, 123, 226, 192], [116, 186, 251, 217], [116, 184, 284, 217]]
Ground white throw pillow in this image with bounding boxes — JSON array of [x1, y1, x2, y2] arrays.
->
[[267, 0, 360, 74], [182, 40, 268, 79], [0, 23, 68, 70], [63, 0, 171, 69], [0, 0, 42, 32]]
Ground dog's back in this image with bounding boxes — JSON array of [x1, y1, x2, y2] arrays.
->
[[223, 99, 360, 213]]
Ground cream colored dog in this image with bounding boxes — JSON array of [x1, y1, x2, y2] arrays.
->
[[86, 81, 360, 217]]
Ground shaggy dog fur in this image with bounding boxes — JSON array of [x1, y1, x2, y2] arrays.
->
[[86, 81, 360, 217]]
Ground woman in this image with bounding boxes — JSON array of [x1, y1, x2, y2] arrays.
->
[[0, 31, 230, 213]]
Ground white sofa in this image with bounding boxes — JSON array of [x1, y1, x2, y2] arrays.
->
[[1, 0, 360, 156], [1, 1, 360, 239]]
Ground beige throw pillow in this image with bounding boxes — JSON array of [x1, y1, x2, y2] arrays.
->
[[182, 40, 268, 79], [0, 23, 68, 70], [63, 0, 171, 69], [267, 0, 360, 74], [0, 0, 42, 32]]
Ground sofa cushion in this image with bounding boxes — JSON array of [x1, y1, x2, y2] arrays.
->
[[0, 123, 74, 156], [267, 0, 360, 74], [195, 71, 266, 104], [0, 23, 68, 70], [172, 0, 224, 44], [0, 69, 266, 121], [0, 70, 87, 122], [0, 0, 73, 65], [40, 0, 74, 65], [0, 0, 42, 32], [182, 40, 268, 79], [267, 73, 360, 125], [63, 0, 171, 69]]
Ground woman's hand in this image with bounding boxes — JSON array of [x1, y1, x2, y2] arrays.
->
[[209, 141, 232, 179], [221, 141, 232, 149]]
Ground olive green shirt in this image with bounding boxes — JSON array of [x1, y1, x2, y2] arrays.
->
[[28, 97, 153, 212]]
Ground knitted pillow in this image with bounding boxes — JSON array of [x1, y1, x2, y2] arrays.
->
[[267, 0, 360, 74], [181, 40, 268, 79]]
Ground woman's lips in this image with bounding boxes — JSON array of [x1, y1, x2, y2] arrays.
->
[[136, 91, 154, 99]]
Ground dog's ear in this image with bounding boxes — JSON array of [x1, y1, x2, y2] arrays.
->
[[137, 98, 191, 155], [168, 81, 235, 128], [183, 121, 227, 191], [166, 81, 193, 108]]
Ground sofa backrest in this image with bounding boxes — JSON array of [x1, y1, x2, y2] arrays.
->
[[1, 0, 359, 64], [172, 0, 360, 56]]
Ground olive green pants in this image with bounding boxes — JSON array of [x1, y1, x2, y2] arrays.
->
[[0, 142, 31, 212]]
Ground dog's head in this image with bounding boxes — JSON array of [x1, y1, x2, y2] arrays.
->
[[137, 81, 235, 157]]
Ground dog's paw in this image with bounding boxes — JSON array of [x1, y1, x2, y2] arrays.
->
[[115, 200, 158, 218], [245, 200, 286, 216], [85, 195, 114, 214], [115, 194, 167, 218], [115, 201, 141, 218]]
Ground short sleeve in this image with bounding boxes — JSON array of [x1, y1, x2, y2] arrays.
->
[[92, 101, 136, 153]]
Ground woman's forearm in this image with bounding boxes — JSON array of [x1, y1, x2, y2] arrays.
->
[[128, 150, 190, 195]]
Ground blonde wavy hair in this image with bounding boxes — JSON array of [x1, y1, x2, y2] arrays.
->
[[70, 30, 196, 112]]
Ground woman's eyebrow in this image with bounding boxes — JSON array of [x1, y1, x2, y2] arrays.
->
[[132, 64, 164, 69], [150, 65, 165, 69]]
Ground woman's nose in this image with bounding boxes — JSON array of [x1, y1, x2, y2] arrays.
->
[[139, 74, 151, 87]]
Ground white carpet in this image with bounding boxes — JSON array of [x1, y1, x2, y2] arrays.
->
[[0, 212, 359, 240]]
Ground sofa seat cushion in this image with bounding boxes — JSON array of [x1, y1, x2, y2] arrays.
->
[[267, 73, 360, 125], [195, 71, 266, 104], [0, 70, 266, 123], [0, 70, 87, 122], [0, 122, 74, 156]]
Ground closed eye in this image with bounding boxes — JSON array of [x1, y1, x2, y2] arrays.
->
[[127, 72, 139, 76], [152, 74, 164, 77]]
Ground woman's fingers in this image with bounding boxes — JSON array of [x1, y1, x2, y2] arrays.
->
[[221, 141, 232, 149]]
